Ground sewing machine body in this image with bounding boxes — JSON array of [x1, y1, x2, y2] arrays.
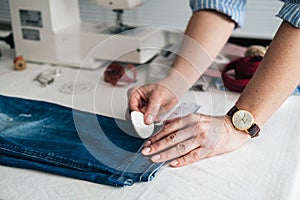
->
[[9, 0, 165, 68]]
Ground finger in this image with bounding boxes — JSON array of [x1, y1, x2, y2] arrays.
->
[[144, 91, 163, 124], [169, 146, 212, 167], [149, 114, 201, 144], [128, 88, 146, 112], [142, 128, 193, 155], [168, 117, 234, 168], [128, 92, 140, 112], [146, 117, 182, 144], [148, 136, 203, 163], [142, 119, 210, 154], [164, 116, 181, 124]]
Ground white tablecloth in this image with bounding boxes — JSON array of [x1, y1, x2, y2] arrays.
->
[[0, 40, 300, 200]]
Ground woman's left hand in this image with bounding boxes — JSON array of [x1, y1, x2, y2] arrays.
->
[[141, 113, 251, 167]]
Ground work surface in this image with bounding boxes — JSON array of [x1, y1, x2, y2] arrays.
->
[[1, 41, 300, 200]]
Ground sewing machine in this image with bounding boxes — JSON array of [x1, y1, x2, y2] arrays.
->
[[9, 0, 165, 69]]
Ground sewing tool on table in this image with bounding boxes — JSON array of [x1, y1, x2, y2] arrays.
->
[[13, 56, 26, 71], [34, 68, 62, 87]]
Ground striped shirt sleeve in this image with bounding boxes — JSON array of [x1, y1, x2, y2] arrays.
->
[[276, 0, 300, 28], [189, 0, 246, 28]]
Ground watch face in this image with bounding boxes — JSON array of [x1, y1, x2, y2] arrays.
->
[[232, 110, 254, 131]]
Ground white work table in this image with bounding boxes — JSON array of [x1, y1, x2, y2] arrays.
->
[[0, 39, 300, 200]]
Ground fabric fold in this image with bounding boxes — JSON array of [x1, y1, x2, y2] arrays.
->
[[0, 95, 164, 187]]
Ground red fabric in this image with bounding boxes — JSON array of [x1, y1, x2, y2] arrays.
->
[[104, 62, 137, 86], [221, 56, 262, 92]]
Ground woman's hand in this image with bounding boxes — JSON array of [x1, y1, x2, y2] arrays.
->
[[141, 113, 250, 167], [128, 83, 179, 124]]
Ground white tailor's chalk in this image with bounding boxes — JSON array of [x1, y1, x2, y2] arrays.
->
[[131, 111, 154, 139]]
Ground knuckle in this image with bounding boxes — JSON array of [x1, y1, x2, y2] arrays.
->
[[150, 145, 158, 153], [191, 151, 200, 161], [179, 156, 188, 164], [163, 123, 172, 132], [199, 133, 206, 142], [190, 136, 199, 146], [187, 113, 199, 122], [152, 90, 163, 98], [192, 123, 207, 139], [198, 113, 206, 122], [166, 132, 177, 143], [201, 130, 208, 139], [186, 113, 195, 121], [196, 122, 207, 131], [176, 142, 187, 153], [150, 143, 161, 152]]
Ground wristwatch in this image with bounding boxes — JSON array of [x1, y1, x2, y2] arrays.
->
[[227, 106, 260, 138]]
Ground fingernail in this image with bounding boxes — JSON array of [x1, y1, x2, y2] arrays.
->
[[170, 160, 178, 166], [142, 147, 151, 154], [146, 114, 154, 124], [151, 154, 161, 161], [144, 140, 151, 146]]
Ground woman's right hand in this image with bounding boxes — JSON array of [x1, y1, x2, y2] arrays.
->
[[128, 83, 179, 124]]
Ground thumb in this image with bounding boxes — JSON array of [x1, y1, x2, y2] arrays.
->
[[144, 94, 163, 124]]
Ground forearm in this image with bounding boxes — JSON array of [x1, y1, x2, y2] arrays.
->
[[162, 10, 235, 90], [236, 21, 300, 125]]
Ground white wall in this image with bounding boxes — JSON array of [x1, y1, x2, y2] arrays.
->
[[1, 0, 284, 39], [79, 0, 191, 29], [79, 0, 284, 39], [233, 0, 283, 39]]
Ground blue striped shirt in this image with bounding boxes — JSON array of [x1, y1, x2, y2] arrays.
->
[[190, 0, 300, 28]]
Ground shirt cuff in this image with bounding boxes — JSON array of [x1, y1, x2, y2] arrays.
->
[[276, 1, 300, 28], [189, 0, 246, 28]]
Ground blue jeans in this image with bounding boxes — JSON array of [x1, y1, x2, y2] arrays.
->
[[0, 95, 164, 187]]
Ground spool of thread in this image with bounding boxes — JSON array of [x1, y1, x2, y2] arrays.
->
[[13, 56, 26, 71]]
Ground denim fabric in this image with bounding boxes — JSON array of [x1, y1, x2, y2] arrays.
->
[[0, 95, 164, 187]]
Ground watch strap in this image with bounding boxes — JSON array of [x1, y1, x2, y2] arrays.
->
[[226, 106, 239, 117], [247, 123, 260, 138]]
